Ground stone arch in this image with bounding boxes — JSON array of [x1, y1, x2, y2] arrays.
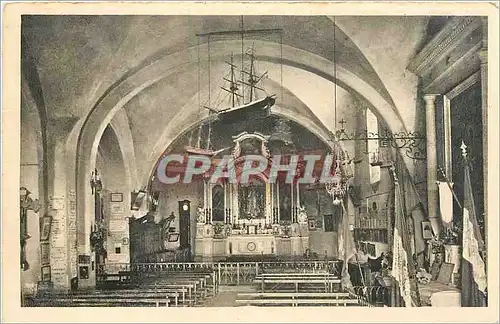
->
[[75, 40, 407, 254], [73, 113, 136, 256]]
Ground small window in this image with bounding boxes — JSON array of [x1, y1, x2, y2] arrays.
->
[[115, 247, 121, 254]]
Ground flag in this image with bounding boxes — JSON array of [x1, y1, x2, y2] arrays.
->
[[338, 200, 357, 290], [437, 181, 454, 227], [391, 168, 421, 307], [461, 154, 487, 307]]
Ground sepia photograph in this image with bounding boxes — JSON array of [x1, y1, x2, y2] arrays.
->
[[2, 1, 499, 323]]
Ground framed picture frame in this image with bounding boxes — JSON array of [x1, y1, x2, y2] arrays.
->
[[421, 221, 433, 239], [79, 266, 89, 279], [308, 219, 316, 231], [78, 254, 91, 264], [40, 242, 50, 265], [110, 193, 123, 202], [41, 265, 51, 282], [131, 190, 146, 211], [40, 215, 52, 241]]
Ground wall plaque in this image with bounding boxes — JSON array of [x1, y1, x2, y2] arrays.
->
[[78, 254, 91, 264], [111, 203, 125, 214], [41, 266, 51, 282], [79, 266, 89, 279], [40, 242, 50, 265], [110, 193, 123, 202], [49, 196, 65, 210]]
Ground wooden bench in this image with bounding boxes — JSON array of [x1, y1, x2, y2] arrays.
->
[[156, 273, 216, 295], [235, 298, 360, 306], [153, 279, 207, 299], [91, 288, 187, 306], [64, 292, 180, 306], [253, 277, 341, 293], [137, 284, 196, 305], [34, 293, 172, 307], [257, 272, 331, 276], [237, 292, 351, 298]]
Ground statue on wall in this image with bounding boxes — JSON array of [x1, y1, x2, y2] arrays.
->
[[197, 204, 205, 223], [20, 187, 41, 271], [298, 205, 308, 224], [161, 212, 176, 242]]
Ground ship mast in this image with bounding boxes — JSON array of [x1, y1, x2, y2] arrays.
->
[[221, 53, 242, 108], [240, 44, 268, 104]]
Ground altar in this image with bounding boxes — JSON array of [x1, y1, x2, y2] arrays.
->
[[227, 235, 276, 256]]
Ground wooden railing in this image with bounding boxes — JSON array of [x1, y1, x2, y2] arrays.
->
[[99, 260, 340, 286]]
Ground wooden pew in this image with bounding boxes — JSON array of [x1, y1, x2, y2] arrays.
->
[[156, 273, 216, 296], [256, 272, 331, 276], [253, 277, 341, 293], [33, 292, 172, 307], [133, 284, 193, 305], [235, 298, 360, 306], [237, 292, 351, 298], [155, 279, 205, 296]]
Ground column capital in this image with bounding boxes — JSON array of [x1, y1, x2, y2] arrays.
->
[[423, 94, 439, 105]]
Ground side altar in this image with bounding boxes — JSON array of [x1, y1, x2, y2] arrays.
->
[[193, 132, 310, 261]]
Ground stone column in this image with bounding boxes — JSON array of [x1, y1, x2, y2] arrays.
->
[[424, 94, 442, 236], [354, 104, 370, 198], [479, 17, 488, 243]]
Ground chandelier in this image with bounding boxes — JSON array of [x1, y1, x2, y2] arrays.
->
[[325, 160, 349, 206]]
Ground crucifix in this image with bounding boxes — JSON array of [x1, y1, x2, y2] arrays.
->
[[338, 118, 347, 130], [20, 187, 41, 271]]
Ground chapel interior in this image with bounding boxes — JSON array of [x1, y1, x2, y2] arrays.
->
[[19, 15, 488, 308]]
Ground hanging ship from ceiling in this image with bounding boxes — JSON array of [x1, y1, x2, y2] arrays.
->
[[185, 23, 281, 157]]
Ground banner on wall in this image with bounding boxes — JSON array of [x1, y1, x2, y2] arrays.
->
[[437, 181, 454, 227]]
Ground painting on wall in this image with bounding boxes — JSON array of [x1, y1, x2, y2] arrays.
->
[[421, 221, 433, 239], [40, 242, 50, 265], [40, 215, 52, 241], [41, 266, 51, 282], [308, 219, 316, 231]]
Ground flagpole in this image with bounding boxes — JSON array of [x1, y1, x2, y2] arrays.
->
[[341, 199, 365, 286], [438, 166, 463, 210]]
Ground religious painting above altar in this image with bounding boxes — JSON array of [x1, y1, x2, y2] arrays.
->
[[239, 182, 266, 220]]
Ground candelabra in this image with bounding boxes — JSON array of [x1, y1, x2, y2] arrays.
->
[[325, 161, 349, 205]]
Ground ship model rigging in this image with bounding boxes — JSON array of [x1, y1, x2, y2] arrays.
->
[[185, 23, 281, 156]]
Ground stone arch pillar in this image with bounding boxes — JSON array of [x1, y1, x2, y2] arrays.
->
[[20, 79, 45, 295]]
